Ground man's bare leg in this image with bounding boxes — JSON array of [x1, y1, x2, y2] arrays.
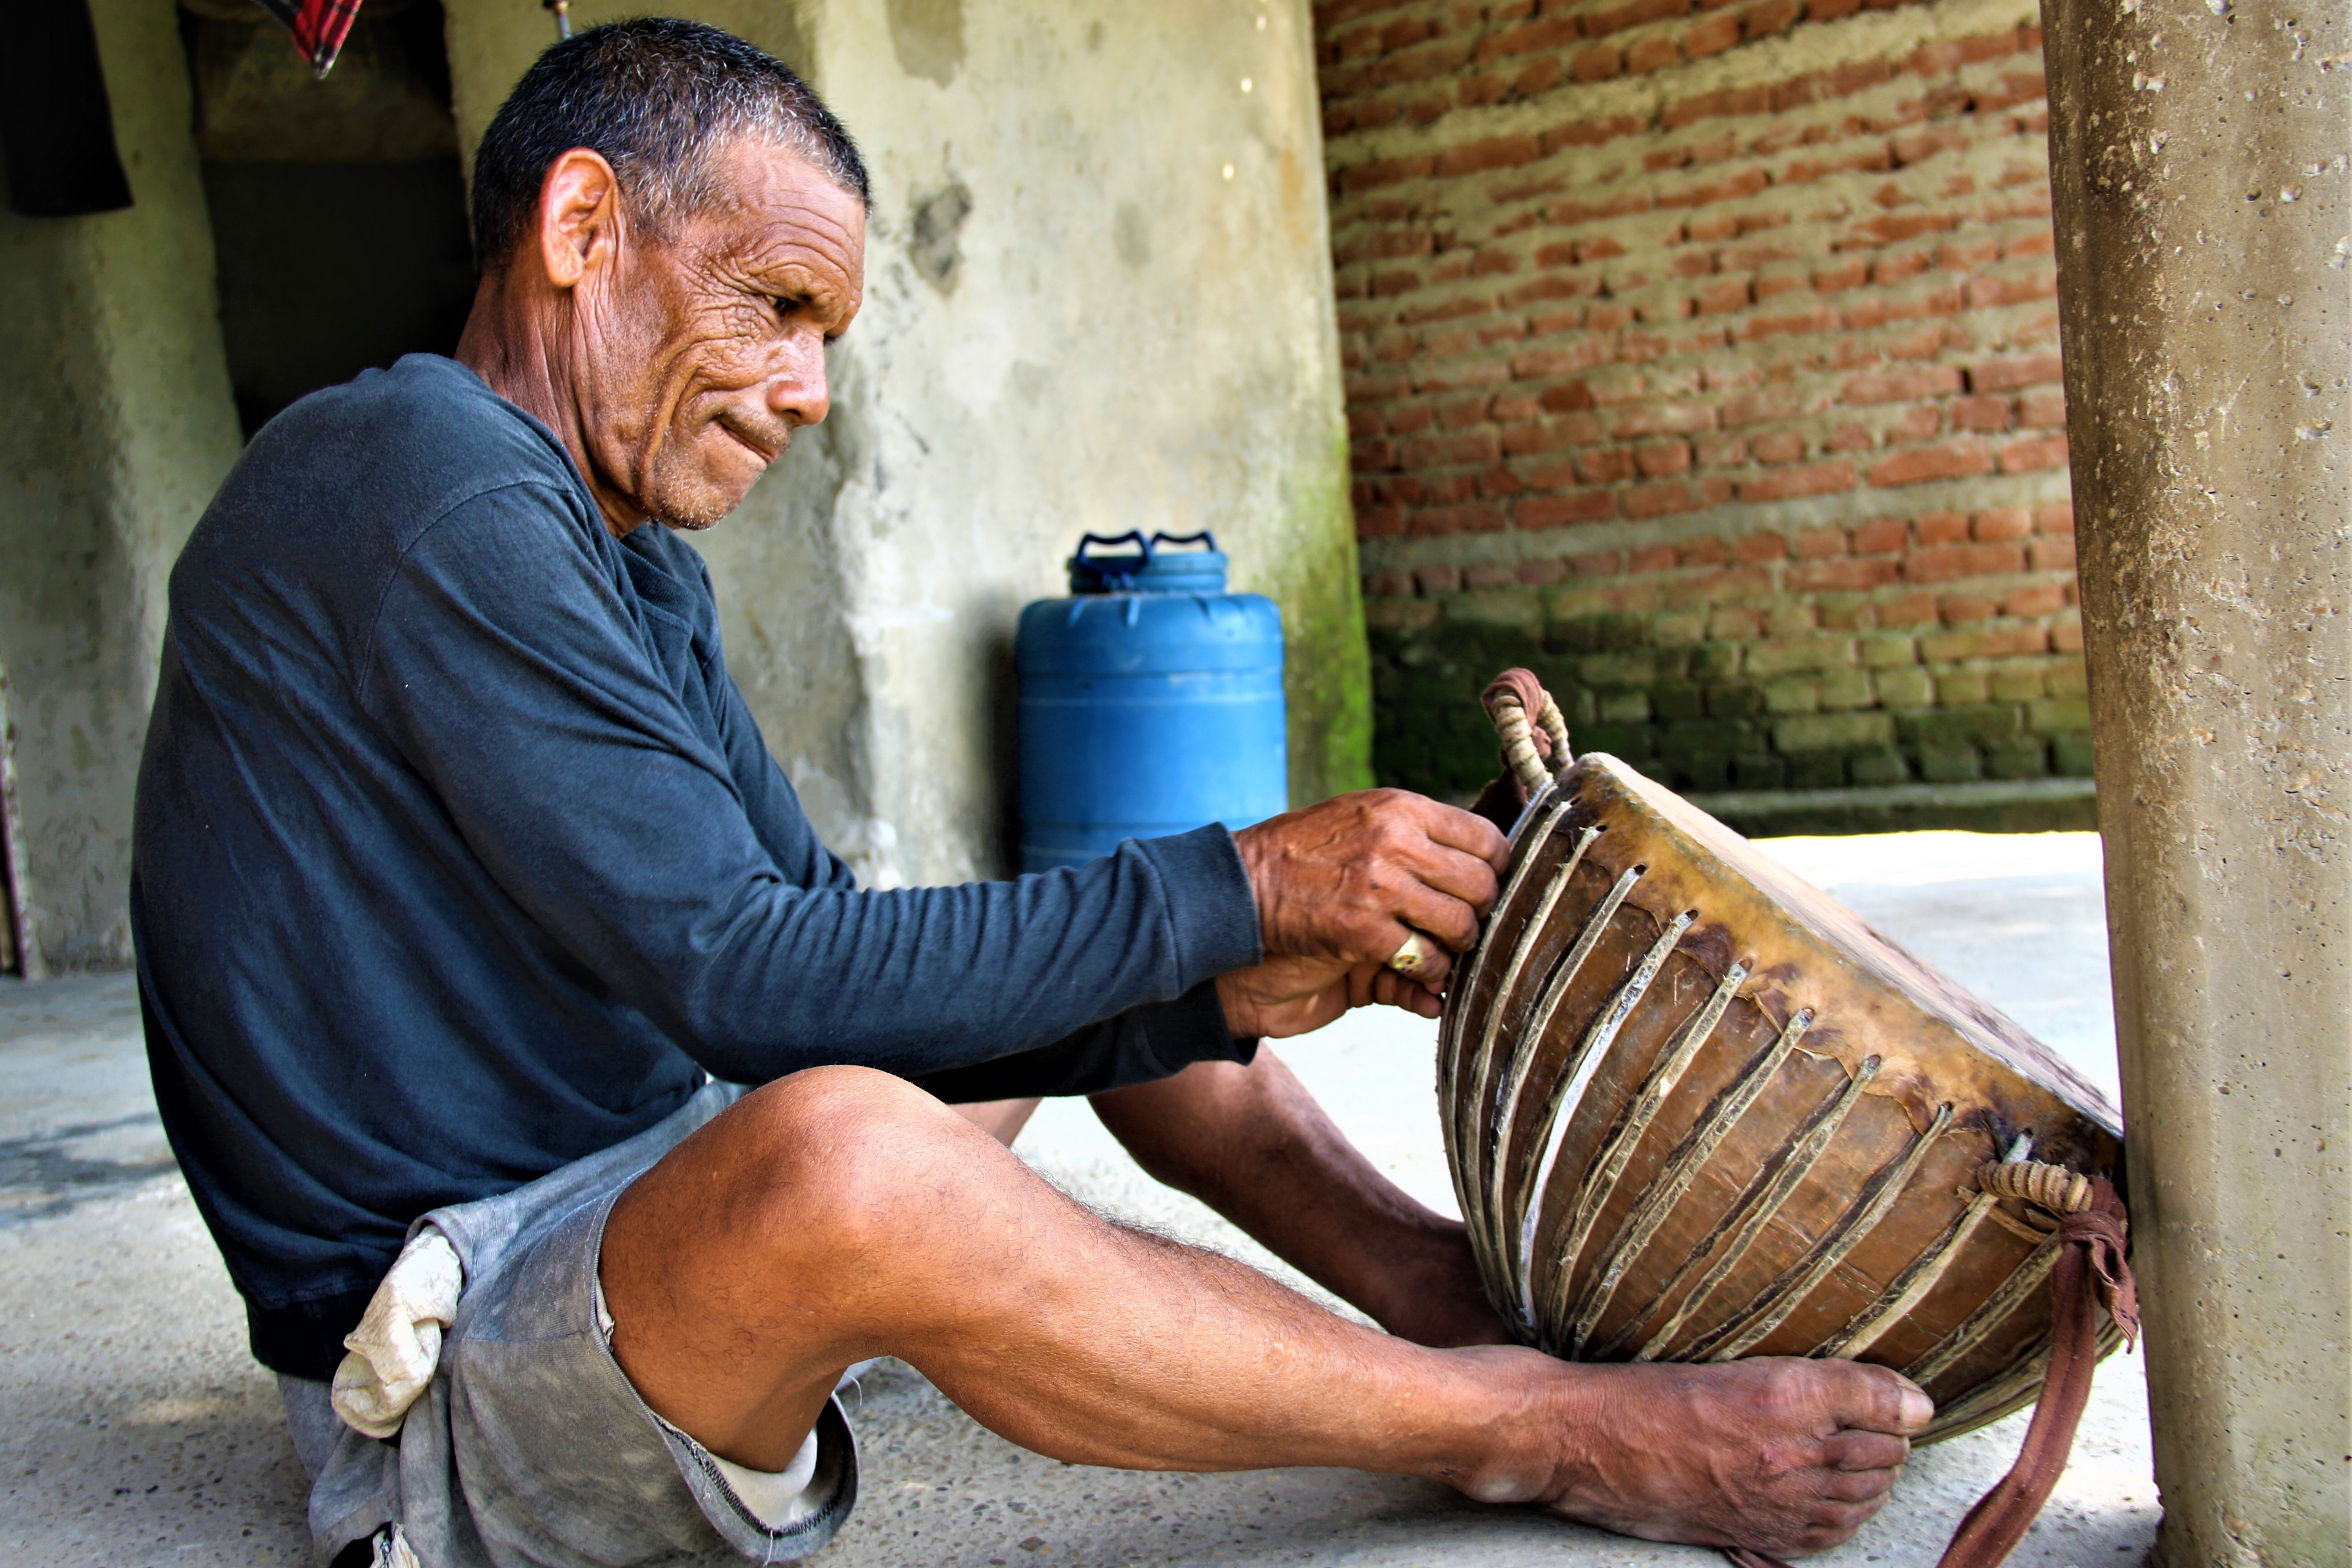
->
[[602, 1066, 1930, 1557], [1089, 1049, 1506, 1348], [951, 1096, 1041, 1146]]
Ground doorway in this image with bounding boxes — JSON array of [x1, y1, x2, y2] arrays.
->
[[179, 0, 476, 435]]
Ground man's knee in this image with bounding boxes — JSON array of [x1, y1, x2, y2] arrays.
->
[[746, 1063, 954, 1135], [715, 1066, 1000, 1248]]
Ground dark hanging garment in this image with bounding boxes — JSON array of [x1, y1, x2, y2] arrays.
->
[[0, 0, 133, 218]]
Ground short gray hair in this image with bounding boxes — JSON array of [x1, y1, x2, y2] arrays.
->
[[470, 18, 868, 268]]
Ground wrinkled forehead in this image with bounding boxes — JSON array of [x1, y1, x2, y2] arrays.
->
[[676, 136, 867, 285]]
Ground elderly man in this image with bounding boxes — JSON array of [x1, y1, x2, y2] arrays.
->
[[132, 19, 1927, 1568]]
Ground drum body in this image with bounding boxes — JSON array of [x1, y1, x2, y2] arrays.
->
[[1438, 755, 2124, 1441]]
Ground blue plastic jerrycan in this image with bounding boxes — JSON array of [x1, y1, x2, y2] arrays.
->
[[1016, 531, 1287, 873]]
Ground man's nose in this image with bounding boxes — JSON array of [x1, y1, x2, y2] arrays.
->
[[768, 332, 831, 428]]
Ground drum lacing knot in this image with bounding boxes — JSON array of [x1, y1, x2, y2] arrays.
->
[[1970, 1158, 2095, 1242], [1975, 1158, 2095, 1215], [1481, 668, 1574, 796]]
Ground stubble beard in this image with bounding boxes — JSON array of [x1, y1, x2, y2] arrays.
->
[[643, 425, 775, 531]]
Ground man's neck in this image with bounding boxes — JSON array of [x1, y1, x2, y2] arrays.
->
[[454, 273, 649, 538]]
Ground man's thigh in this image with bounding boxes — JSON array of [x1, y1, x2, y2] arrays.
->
[[282, 1079, 867, 1568], [405, 1173, 855, 1567]]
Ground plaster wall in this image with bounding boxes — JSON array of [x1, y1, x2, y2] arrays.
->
[[0, 0, 244, 970], [443, 0, 1370, 886]]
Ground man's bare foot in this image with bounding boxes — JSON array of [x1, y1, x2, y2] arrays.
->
[[1354, 1217, 1515, 1349], [1451, 1352, 1933, 1558]]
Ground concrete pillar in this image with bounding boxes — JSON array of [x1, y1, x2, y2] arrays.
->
[[2041, 0, 2351, 1560], [442, 0, 1369, 887], [0, 0, 244, 970]]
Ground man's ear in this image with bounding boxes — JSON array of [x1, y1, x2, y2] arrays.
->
[[535, 148, 623, 292]]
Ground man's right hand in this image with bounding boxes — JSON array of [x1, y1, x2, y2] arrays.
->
[[1231, 789, 1511, 990]]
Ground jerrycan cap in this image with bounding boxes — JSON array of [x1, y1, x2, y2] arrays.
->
[[1067, 530, 1230, 594]]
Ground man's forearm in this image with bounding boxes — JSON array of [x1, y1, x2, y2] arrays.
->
[[1088, 1050, 1511, 1347]]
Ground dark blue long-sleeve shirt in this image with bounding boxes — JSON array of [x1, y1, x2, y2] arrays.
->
[[131, 356, 1262, 1376]]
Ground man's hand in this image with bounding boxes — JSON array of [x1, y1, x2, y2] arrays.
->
[[1216, 957, 1442, 1040], [1232, 790, 1510, 990]]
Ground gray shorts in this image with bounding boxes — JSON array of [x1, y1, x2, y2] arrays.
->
[[279, 1081, 859, 1567]]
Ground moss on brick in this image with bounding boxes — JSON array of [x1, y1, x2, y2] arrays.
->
[[1708, 684, 1768, 719], [1775, 711, 1895, 753], [1984, 737, 2053, 779], [1367, 612, 2097, 822], [1916, 742, 1986, 783], [1785, 751, 1848, 789], [2030, 697, 2092, 734], [1546, 613, 1656, 655], [1849, 745, 1912, 786], [1652, 683, 1706, 722], [1898, 705, 2026, 748]]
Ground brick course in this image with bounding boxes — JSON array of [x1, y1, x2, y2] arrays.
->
[[1319, 0, 2084, 801]]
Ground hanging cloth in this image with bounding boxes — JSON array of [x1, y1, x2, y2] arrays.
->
[[249, 0, 368, 76]]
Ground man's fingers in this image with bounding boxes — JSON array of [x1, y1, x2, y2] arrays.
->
[[1237, 789, 1515, 970], [1388, 885, 1482, 955], [1409, 840, 1508, 916], [1794, 1495, 1890, 1549], [1367, 966, 1443, 1017], [1376, 800, 1507, 906], [1345, 962, 1443, 1016], [1401, 792, 1512, 872], [1383, 922, 1461, 984]]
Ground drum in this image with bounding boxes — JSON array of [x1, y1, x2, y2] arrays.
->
[[1438, 711, 2126, 1442]]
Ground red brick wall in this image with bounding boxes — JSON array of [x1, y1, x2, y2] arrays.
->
[[1317, 0, 2089, 804]]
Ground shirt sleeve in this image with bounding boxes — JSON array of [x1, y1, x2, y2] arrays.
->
[[911, 981, 1258, 1102], [356, 485, 1262, 1085]]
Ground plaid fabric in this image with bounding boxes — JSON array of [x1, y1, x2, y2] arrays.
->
[[252, 0, 366, 75]]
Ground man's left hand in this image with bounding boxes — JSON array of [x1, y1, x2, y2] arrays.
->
[[1216, 955, 1442, 1040]]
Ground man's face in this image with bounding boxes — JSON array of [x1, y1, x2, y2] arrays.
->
[[577, 140, 866, 531]]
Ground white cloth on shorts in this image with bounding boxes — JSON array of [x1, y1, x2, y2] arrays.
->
[[332, 1228, 463, 1440], [281, 1081, 858, 1567]]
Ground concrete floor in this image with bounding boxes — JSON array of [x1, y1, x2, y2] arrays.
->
[[0, 832, 2158, 1567]]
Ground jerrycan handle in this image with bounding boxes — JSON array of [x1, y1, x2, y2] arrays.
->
[[1074, 530, 1153, 565], [1068, 531, 1154, 600], [1150, 530, 1220, 554]]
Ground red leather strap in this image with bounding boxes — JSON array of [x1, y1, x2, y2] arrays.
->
[[1720, 1176, 2135, 1568], [1931, 1177, 2134, 1568]]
